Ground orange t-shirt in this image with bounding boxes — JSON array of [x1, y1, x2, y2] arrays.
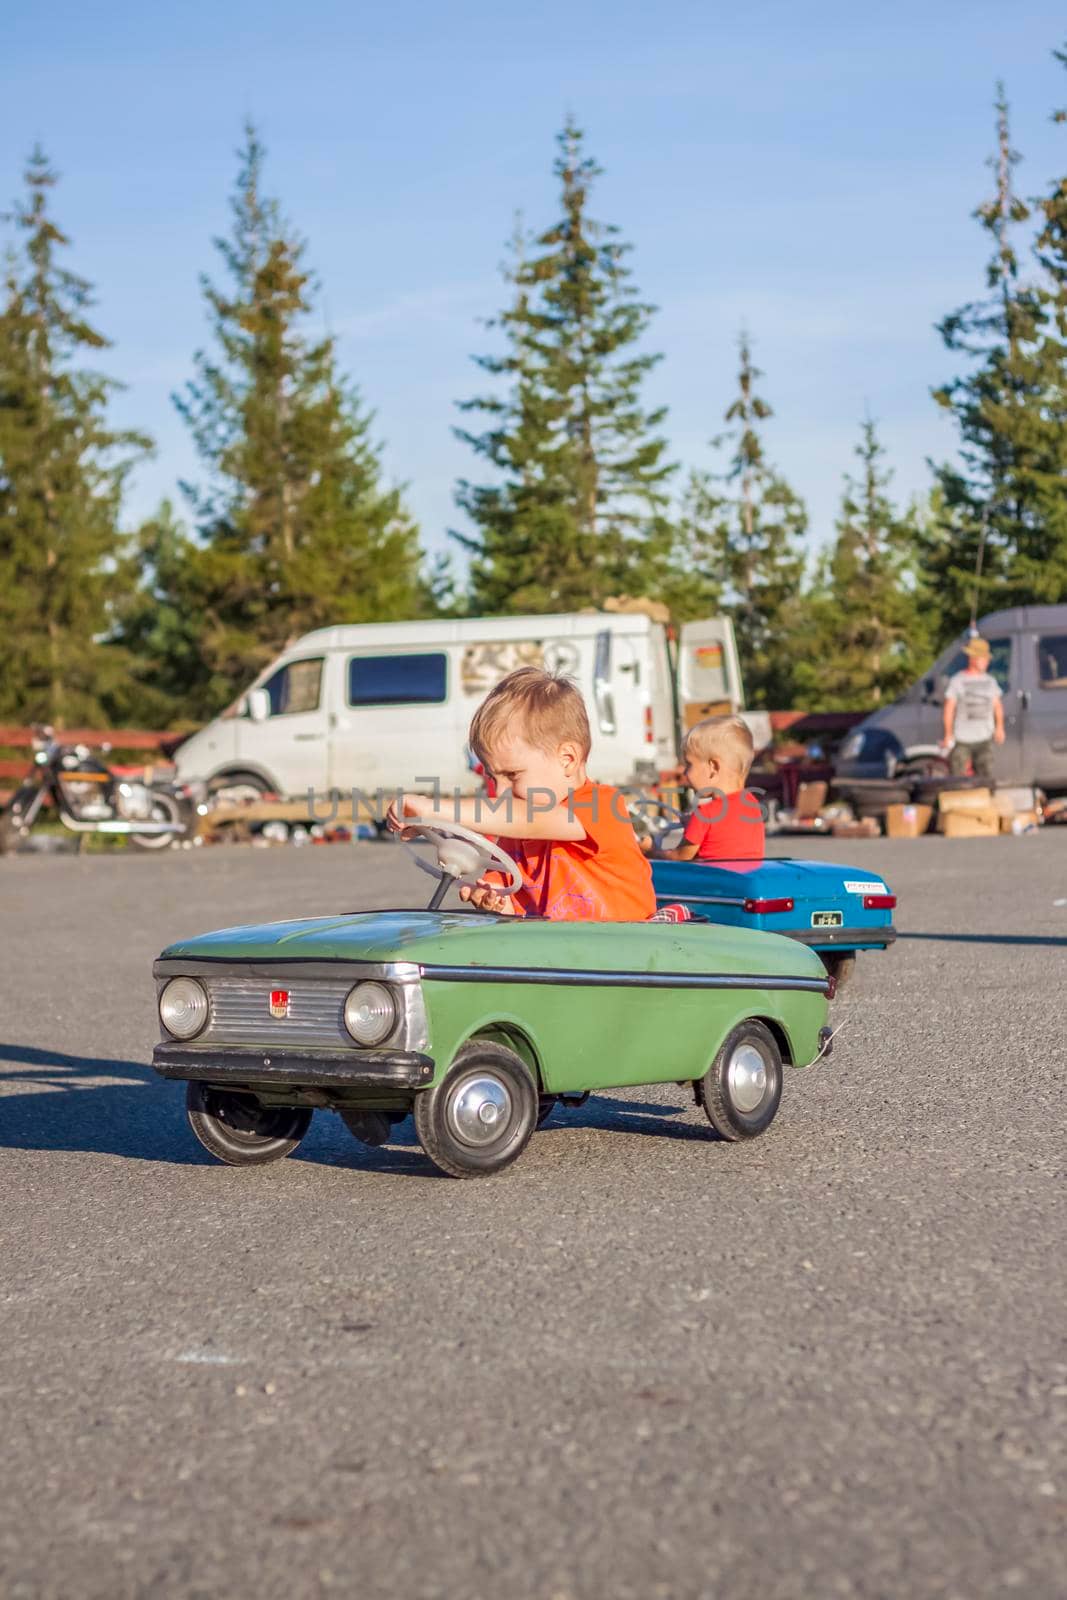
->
[[503, 781, 655, 922]]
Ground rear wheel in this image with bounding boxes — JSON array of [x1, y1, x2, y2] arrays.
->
[[699, 1022, 783, 1141], [131, 789, 185, 850], [536, 1094, 558, 1128], [821, 952, 856, 994], [414, 1042, 537, 1178], [185, 1081, 312, 1165]]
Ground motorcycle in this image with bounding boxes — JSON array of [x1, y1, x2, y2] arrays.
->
[[0, 726, 191, 854]]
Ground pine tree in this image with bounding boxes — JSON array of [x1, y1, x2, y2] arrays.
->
[[0, 148, 149, 725], [1011, 45, 1067, 601], [930, 83, 1047, 632], [105, 501, 219, 725], [649, 468, 726, 623], [710, 334, 807, 706], [794, 419, 931, 710], [454, 122, 675, 613], [173, 125, 423, 706]]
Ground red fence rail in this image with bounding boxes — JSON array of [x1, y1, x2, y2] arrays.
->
[[0, 727, 182, 786]]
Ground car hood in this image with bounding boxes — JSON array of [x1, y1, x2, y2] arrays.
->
[[158, 908, 824, 979]]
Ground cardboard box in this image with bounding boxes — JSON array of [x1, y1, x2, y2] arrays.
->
[[938, 787, 993, 815], [795, 780, 829, 818], [992, 786, 1039, 818], [939, 807, 1000, 838], [999, 810, 1041, 834], [885, 802, 934, 838]]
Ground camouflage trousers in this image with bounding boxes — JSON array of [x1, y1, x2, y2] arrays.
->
[[949, 739, 994, 780]]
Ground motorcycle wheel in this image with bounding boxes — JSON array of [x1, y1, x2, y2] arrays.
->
[[131, 789, 185, 850]]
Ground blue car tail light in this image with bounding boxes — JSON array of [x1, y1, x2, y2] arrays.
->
[[863, 894, 896, 910], [743, 897, 795, 914]]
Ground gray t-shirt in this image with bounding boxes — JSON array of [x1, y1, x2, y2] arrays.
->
[[945, 670, 1001, 744]]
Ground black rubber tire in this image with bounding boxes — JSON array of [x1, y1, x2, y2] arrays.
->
[[185, 1081, 312, 1165], [206, 770, 271, 806], [821, 952, 856, 994], [413, 1041, 537, 1178], [699, 1021, 784, 1142], [131, 789, 185, 850], [536, 1094, 558, 1128]]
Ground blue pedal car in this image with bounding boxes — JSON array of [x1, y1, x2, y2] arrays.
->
[[651, 857, 897, 990]]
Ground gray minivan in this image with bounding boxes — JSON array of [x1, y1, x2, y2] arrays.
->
[[835, 604, 1067, 791]]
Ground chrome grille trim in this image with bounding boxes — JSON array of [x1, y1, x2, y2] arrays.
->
[[155, 961, 428, 1052], [206, 976, 351, 1045]]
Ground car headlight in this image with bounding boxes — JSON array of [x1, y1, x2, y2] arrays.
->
[[159, 977, 209, 1040], [343, 982, 397, 1046]]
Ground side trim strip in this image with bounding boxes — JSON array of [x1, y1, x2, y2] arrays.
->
[[653, 893, 746, 907], [419, 963, 829, 994]]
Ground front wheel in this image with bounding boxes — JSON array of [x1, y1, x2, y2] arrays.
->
[[185, 1081, 312, 1165], [413, 1042, 537, 1178], [131, 789, 185, 850], [699, 1022, 784, 1141]]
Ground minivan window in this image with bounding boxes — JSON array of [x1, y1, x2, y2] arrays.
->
[[1036, 635, 1067, 689], [348, 652, 448, 706], [261, 658, 323, 716], [943, 636, 1012, 693]]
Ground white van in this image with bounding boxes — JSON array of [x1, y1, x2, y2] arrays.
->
[[174, 612, 743, 802]]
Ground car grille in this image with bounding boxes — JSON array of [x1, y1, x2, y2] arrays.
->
[[204, 976, 352, 1047]]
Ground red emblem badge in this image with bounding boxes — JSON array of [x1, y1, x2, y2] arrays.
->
[[269, 989, 290, 1019]]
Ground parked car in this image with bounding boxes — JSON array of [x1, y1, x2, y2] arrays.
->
[[835, 604, 1067, 792], [651, 857, 897, 991], [150, 820, 832, 1178], [172, 611, 744, 805]]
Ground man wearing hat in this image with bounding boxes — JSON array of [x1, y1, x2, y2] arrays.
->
[[941, 638, 1005, 779]]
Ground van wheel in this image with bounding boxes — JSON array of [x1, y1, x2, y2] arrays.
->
[[414, 1042, 537, 1178], [207, 771, 271, 808], [699, 1022, 783, 1141], [185, 1081, 312, 1164]]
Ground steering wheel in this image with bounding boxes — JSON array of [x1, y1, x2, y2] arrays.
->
[[400, 819, 524, 910]]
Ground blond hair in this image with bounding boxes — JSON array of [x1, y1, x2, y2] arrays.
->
[[685, 714, 755, 778], [469, 667, 592, 768]]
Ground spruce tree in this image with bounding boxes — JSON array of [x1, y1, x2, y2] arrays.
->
[[174, 126, 423, 705], [0, 148, 149, 724], [454, 121, 675, 612], [930, 84, 1048, 631], [793, 419, 930, 710], [1011, 45, 1067, 601], [710, 334, 807, 707]]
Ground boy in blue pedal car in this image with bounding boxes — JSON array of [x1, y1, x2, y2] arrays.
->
[[650, 715, 765, 864]]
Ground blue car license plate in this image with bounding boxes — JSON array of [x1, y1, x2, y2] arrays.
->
[[811, 910, 843, 928]]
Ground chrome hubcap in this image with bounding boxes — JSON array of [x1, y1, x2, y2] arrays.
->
[[727, 1043, 769, 1113], [448, 1074, 512, 1146]]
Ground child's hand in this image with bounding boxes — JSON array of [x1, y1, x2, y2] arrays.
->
[[459, 882, 517, 915], [385, 792, 431, 834]]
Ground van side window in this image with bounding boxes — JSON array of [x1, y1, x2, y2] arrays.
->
[[1037, 635, 1067, 690], [943, 637, 1012, 693], [262, 658, 323, 716], [348, 653, 448, 706]]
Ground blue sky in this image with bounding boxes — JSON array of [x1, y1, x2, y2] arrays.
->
[[3, 0, 1066, 569]]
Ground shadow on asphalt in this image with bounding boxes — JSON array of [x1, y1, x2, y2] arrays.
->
[[0, 1040, 210, 1165], [898, 932, 1067, 947], [0, 1042, 711, 1168]]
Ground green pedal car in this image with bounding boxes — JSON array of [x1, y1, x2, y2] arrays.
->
[[151, 821, 833, 1178]]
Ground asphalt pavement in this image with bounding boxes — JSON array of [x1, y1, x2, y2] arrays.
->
[[1, 833, 1065, 1600]]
